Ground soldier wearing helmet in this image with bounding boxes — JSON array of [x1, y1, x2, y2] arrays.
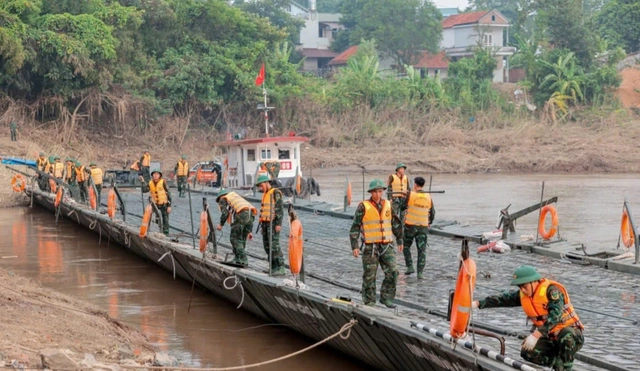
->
[[473, 265, 584, 371], [349, 179, 403, 308], [215, 189, 256, 267], [256, 174, 285, 276]]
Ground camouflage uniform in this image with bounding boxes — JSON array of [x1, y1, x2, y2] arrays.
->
[[260, 188, 285, 271], [174, 160, 189, 198], [219, 198, 254, 266], [140, 153, 151, 183], [141, 179, 172, 235], [398, 192, 436, 276], [349, 199, 402, 306], [387, 174, 408, 239], [9, 121, 17, 141], [479, 286, 584, 371]]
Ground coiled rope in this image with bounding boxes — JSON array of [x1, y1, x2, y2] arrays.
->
[[223, 276, 244, 309]]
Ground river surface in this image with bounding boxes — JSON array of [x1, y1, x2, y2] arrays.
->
[[1, 172, 639, 369]]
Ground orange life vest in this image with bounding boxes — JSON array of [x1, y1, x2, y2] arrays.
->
[[390, 174, 408, 196], [520, 279, 583, 338], [36, 157, 49, 172], [142, 154, 151, 167], [75, 166, 86, 182], [405, 191, 432, 227], [149, 179, 168, 205], [177, 160, 189, 176], [361, 200, 393, 244], [222, 192, 256, 215], [259, 188, 280, 222], [65, 162, 74, 180]]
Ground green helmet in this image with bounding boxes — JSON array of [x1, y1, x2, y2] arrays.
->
[[89, 162, 97, 166], [181, 154, 187, 159], [48, 156, 55, 162], [216, 189, 230, 202], [255, 174, 270, 186], [54, 156, 60, 160], [367, 179, 387, 192], [39, 152, 45, 157], [510, 265, 542, 286], [75, 160, 81, 167], [396, 163, 407, 170]]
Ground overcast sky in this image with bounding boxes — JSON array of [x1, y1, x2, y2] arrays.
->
[[433, 0, 470, 9]]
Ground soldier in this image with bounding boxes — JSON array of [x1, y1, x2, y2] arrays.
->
[[387, 163, 409, 239], [9, 121, 17, 141], [216, 189, 256, 267], [140, 171, 172, 236], [52, 157, 64, 180], [174, 155, 189, 198], [35, 152, 50, 190], [349, 179, 402, 308], [399, 176, 435, 279], [88, 162, 103, 199], [64, 158, 76, 186], [75, 160, 87, 203], [472, 266, 584, 371], [140, 150, 151, 183], [255, 174, 285, 276]]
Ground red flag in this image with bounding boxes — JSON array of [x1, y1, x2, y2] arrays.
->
[[255, 63, 265, 86]]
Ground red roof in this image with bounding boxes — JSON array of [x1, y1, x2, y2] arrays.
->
[[328, 45, 358, 66], [442, 11, 489, 29], [214, 136, 309, 147], [414, 51, 449, 69], [300, 48, 339, 58]]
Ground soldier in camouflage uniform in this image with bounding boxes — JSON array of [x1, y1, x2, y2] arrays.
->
[[349, 179, 403, 308], [473, 266, 584, 371], [256, 175, 286, 276], [398, 176, 435, 279], [140, 171, 172, 235], [216, 189, 255, 267], [174, 155, 189, 198], [35, 152, 50, 191], [387, 163, 409, 241], [9, 121, 17, 141]]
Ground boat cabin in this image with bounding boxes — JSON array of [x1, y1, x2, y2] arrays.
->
[[214, 135, 309, 188]]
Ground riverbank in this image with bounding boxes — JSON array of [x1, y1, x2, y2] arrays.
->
[[0, 267, 158, 369]]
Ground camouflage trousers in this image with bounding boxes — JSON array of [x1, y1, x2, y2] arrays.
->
[[10, 129, 16, 141], [77, 181, 87, 203], [177, 176, 187, 197], [229, 210, 253, 265], [361, 243, 399, 305], [141, 166, 150, 183], [391, 198, 404, 238], [521, 327, 584, 371], [261, 222, 284, 270], [156, 203, 170, 235], [402, 224, 429, 273]]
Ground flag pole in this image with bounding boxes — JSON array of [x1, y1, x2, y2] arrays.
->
[[263, 83, 269, 137]]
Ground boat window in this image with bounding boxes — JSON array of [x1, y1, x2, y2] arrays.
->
[[261, 149, 271, 159], [294, 148, 297, 159], [247, 149, 255, 161], [278, 149, 290, 159]]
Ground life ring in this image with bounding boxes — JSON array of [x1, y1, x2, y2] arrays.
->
[[295, 174, 302, 195], [346, 180, 352, 206], [477, 241, 497, 253], [88, 186, 97, 210], [621, 210, 635, 248], [199, 211, 208, 253], [107, 189, 116, 219], [450, 257, 477, 339], [11, 174, 26, 192], [288, 219, 303, 275], [49, 178, 57, 193], [54, 187, 63, 208], [139, 204, 153, 238], [538, 205, 558, 240]]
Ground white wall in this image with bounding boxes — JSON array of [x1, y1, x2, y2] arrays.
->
[[299, 19, 318, 48], [453, 26, 476, 48], [441, 29, 455, 49], [302, 58, 317, 71]]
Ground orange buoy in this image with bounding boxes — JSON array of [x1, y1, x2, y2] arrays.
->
[[346, 180, 352, 206], [11, 174, 26, 192], [450, 257, 477, 339], [107, 189, 116, 219], [538, 205, 558, 240], [139, 204, 153, 238], [199, 211, 208, 253], [88, 186, 97, 210], [621, 210, 635, 248], [54, 187, 63, 208], [296, 174, 302, 195], [196, 167, 203, 183], [288, 219, 303, 275], [49, 178, 57, 193], [477, 241, 497, 253]]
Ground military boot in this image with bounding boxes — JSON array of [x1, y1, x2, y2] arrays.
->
[[405, 266, 415, 275], [417, 272, 424, 279], [380, 299, 397, 308], [272, 266, 286, 276]]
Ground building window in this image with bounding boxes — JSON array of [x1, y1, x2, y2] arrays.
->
[[294, 148, 297, 159], [434, 69, 439, 76], [247, 149, 255, 162], [491, 15, 496, 21], [261, 149, 271, 160], [285, 4, 291, 12], [278, 149, 290, 159], [483, 34, 493, 46], [318, 25, 324, 38]]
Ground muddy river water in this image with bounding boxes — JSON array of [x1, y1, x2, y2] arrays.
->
[[1, 171, 638, 369]]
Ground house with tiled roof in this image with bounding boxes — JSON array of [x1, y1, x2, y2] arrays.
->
[[329, 46, 448, 77], [441, 10, 516, 82]]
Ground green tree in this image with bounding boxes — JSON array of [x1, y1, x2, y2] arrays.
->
[[351, 0, 442, 66], [237, 0, 305, 45], [317, 0, 343, 13], [596, 0, 640, 53]]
